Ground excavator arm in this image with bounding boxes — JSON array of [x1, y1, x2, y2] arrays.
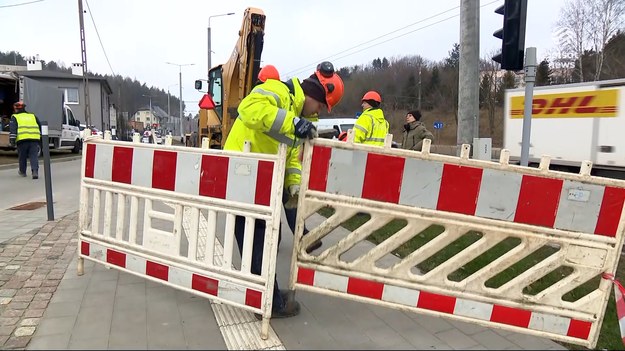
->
[[197, 7, 266, 148]]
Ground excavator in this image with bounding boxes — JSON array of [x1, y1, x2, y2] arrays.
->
[[194, 7, 265, 149]]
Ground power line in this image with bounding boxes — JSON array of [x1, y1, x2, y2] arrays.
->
[[0, 0, 43, 8], [84, 0, 115, 76], [284, 0, 500, 78]]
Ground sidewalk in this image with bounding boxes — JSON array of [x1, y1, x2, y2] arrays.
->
[[0, 210, 569, 350]]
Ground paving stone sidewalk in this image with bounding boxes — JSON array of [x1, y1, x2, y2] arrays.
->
[[0, 212, 78, 349]]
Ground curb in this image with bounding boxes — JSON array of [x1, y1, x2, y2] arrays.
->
[[0, 155, 82, 171]]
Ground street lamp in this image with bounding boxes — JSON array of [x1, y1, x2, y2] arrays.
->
[[165, 62, 195, 138], [167, 83, 178, 133], [208, 12, 235, 80]]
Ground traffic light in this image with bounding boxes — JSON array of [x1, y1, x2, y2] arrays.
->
[[492, 0, 527, 71]]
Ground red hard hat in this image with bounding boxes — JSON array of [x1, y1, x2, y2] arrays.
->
[[361, 91, 382, 103], [314, 61, 344, 112], [258, 65, 280, 82]]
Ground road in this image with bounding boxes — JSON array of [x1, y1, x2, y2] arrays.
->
[[0, 149, 79, 166], [0, 157, 81, 210]]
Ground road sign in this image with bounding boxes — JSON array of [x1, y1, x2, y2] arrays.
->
[[434, 121, 444, 129]]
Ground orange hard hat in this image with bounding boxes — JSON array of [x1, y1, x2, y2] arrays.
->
[[314, 61, 344, 112], [258, 65, 280, 82], [13, 101, 25, 109], [361, 91, 382, 103], [338, 131, 348, 142]]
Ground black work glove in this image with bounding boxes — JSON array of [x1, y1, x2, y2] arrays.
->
[[9, 137, 15, 147], [293, 117, 318, 139]]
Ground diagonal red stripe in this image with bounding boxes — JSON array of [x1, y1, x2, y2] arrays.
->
[[491, 305, 531, 328], [106, 249, 126, 268], [514, 175, 562, 227], [146, 261, 169, 281], [199, 155, 229, 198], [417, 291, 456, 314], [80, 241, 90, 256], [308, 146, 332, 192], [594, 186, 625, 237], [437, 164, 483, 215], [297, 267, 315, 286], [566, 319, 592, 340], [112, 146, 133, 184], [346, 277, 384, 300], [152, 150, 177, 191], [245, 289, 262, 309], [85, 143, 96, 178], [191, 274, 218, 296], [361, 153, 405, 203], [255, 160, 273, 206]]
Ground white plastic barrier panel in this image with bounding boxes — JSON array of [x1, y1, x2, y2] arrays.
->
[[78, 135, 286, 339], [289, 137, 625, 349]]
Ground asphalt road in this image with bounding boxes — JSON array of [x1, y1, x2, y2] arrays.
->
[[0, 157, 82, 210], [0, 149, 80, 166]]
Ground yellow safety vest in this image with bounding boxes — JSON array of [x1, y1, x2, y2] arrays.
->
[[353, 108, 389, 146], [13, 112, 41, 142], [224, 78, 307, 188]]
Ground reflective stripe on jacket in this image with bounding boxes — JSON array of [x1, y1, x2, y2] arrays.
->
[[13, 112, 41, 142], [353, 108, 389, 146], [223, 78, 305, 188]]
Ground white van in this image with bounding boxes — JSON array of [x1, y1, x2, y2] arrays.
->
[[313, 117, 357, 139]]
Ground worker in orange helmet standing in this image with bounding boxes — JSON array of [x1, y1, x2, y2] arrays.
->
[[353, 91, 389, 146], [257, 64, 280, 83]]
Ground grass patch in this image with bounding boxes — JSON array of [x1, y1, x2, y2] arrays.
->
[[315, 208, 625, 350]]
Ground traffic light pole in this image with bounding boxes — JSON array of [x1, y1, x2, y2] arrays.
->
[[520, 47, 537, 167]]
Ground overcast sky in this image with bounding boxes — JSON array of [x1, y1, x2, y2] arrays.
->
[[1, 0, 566, 115]]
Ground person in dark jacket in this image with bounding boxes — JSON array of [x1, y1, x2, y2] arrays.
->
[[9, 101, 41, 179], [401, 110, 433, 152]]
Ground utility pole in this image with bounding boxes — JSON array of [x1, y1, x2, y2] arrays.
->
[[77, 0, 91, 127], [520, 47, 537, 167], [457, 0, 480, 154]]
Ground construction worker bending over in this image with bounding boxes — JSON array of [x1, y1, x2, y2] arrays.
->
[[9, 101, 41, 179], [223, 61, 344, 318], [353, 91, 389, 146]]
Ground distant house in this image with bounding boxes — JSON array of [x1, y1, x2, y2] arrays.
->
[[132, 105, 170, 131], [14, 61, 113, 131]]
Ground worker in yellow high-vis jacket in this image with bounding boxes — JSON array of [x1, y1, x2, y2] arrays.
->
[[353, 91, 389, 146], [224, 61, 344, 319], [9, 101, 41, 179]]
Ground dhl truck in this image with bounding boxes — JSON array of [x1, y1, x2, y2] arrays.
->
[[194, 7, 265, 149], [504, 78, 625, 176]]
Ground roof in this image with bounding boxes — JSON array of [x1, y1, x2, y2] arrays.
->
[[16, 70, 113, 94]]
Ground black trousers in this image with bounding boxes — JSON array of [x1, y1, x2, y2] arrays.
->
[[280, 190, 309, 246], [17, 140, 39, 174], [234, 215, 285, 311]]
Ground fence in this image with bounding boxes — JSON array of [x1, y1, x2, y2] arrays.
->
[[289, 136, 625, 348], [77, 132, 287, 339]]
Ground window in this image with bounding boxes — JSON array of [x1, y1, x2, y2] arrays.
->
[[208, 67, 223, 120], [64, 88, 79, 104]]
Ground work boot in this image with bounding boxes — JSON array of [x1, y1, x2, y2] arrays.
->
[[32, 170, 38, 180], [254, 290, 300, 320], [305, 239, 322, 254], [18, 170, 26, 177]]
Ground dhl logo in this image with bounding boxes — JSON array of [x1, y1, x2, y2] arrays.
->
[[510, 89, 619, 118]]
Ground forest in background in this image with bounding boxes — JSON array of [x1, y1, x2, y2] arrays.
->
[[2, 0, 625, 146]]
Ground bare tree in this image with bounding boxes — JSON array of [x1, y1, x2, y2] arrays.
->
[[479, 51, 501, 137], [587, 0, 625, 80], [556, 0, 589, 81]]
